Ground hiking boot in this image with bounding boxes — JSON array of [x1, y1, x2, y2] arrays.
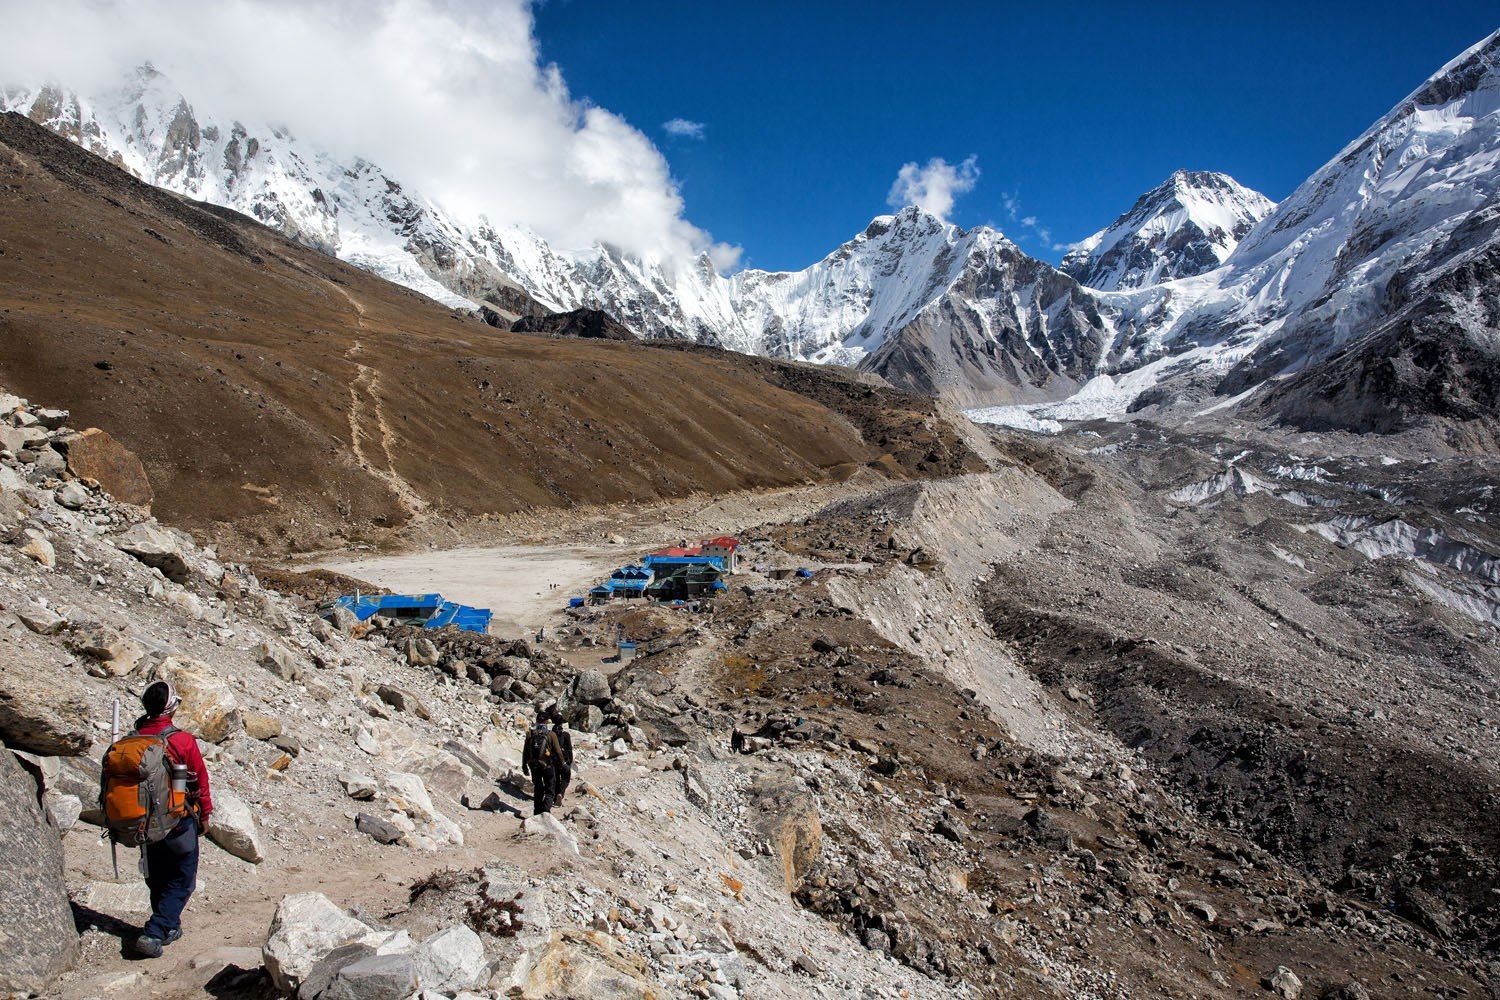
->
[[162, 928, 182, 947], [132, 934, 164, 958]]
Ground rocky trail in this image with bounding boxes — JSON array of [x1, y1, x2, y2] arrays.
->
[[1, 376, 1497, 1000]]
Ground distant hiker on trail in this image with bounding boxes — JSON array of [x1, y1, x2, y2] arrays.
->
[[550, 709, 574, 804], [521, 708, 565, 815], [102, 681, 213, 959]]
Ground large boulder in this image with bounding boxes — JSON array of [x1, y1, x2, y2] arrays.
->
[[254, 641, 302, 682], [319, 953, 417, 1000], [0, 750, 78, 994], [155, 656, 240, 743], [263, 893, 379, 993], [114, 523, 191, 582], [511, 930, 654, 999], [382, 772, 462, 849], [55, 428, 153, 507], [411, 925, 486, 993], [749, 776, 823, 893], [207, 789, 265, 864], [569, 669, 611, 705], [0, 643, 91, 755]]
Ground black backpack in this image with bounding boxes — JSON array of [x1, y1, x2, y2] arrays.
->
[[525, 725, 554, 765]]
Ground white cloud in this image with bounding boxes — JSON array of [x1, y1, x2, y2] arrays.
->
[[0, 0, 736, 269], [998, 190, 1067, 250], [662, 118, 705, 139], [887, 156, 979, 221]]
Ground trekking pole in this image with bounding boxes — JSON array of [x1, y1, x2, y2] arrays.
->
[[110, 698, 120, 880]]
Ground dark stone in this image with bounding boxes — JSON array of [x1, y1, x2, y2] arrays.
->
[[298, 942, 375, 999], [355, 812, 402, 845]]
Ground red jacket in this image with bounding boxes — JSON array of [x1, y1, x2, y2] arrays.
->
[[138, 715, 213, 822]]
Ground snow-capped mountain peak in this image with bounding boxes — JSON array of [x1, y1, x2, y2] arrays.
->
[[1061, 169, 1275, 291]]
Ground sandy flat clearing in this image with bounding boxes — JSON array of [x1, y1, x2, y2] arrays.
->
[[320, 543, 627, 637]]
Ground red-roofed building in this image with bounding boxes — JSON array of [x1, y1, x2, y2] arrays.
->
[[700, 536, 741, 574]]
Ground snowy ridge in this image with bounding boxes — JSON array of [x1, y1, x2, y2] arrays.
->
[[1061, 170, 1275, 291], [7, 28, 1500, 419]]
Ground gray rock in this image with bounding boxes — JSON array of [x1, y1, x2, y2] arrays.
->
[[339, 773, 378, 801], [411, 925, 486, 993], [54, 481, 90, 510], [114, 522, 191, 583], [320, 953, 417, 1000], [570, 668, 611, 705], [299, 942, 376, 999], [254, 640, 303, 682], [323, 606, 360, 635], [17, 604, 66, 635], [263, 892, 377, 993], [207, 789, 265, 863], [376, 685, 431, 720], [75, 879, 151, 916], [571, 703, 604, 733], [33, 408, 69, 431], [0, 643, 92, 755], [1265, 966, 1303, 999], [43, 792, 82, 832], [1184, 899, 1217, 923], [356, 813, 403, 845], [405, 638, 440, 667], [0, 750, 78, 994]]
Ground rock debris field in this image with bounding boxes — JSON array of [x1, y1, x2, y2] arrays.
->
[[0, 382, 1496, 999]]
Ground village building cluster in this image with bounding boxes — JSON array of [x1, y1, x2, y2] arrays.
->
[[588, 536, 740, 604]]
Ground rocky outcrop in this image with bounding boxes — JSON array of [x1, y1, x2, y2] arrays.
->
[[0, 749, 78, 994], [114, 522, 191, 582], [154, 655, 241, 744], [749, 776, 823, 894], [514, 930, 655, 1000], [0, 642, 92, 756], [55, 427, 153, 506]]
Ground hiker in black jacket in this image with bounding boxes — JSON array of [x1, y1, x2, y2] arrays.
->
[[550, 709, 575, 804], [520, 709, 564, 815]]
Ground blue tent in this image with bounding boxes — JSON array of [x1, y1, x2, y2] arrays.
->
[[328, 592, 492, 634]]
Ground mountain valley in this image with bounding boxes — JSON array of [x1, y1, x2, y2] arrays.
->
[[0, 17, 1497, 1000]]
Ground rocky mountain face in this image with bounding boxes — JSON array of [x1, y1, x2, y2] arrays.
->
[[8, 29, 1500, 427], [1060, 170, 1275, 291], [2, 70, 1112, 405], [975, 28, 1500, 447]]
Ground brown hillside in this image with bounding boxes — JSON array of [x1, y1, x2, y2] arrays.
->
[[0, 112, 976, 554]]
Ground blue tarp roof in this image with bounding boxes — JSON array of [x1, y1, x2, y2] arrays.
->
[[329, 593, 492, 634]]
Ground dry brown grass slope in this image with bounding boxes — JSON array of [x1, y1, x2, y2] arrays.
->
[[0, 112, 977, 554]]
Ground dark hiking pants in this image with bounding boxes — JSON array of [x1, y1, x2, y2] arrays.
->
[[143, 819, 199, 940], [555, 767, 571, 804], [531, 765, 556, 815]]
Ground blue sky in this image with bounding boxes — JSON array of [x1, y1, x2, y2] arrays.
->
[[534, 2, 1498, 271]]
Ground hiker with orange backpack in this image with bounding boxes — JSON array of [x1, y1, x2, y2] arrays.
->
[[101, 681, 213, 958]]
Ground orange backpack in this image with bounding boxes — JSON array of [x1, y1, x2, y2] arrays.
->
[[100, 727, 193, 846]]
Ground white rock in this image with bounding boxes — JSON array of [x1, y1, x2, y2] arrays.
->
[[19, 532, 55, 568], [339, 772, 379, 801], [412, 925, 487, 993], [54, 481, 90, 510], [521, 812, 580, 856], [262, 892, 378, 993], [76, 880, 151, 916], [17, 604, 66, 635], [44, 792, 82, 832], [207, 789, 265, 864]]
